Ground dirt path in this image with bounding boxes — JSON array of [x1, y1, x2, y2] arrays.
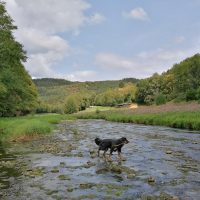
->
[[127, 102, 200, 113]]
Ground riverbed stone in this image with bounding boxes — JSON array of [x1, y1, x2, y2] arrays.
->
[[127, 173, 136, 179], [79, 183, 95, 189], [46, 190, 58, 195], [109, 164, 122, 174], [96, 168, 109, 174], [147, 176, 156, 184], [58, 174, 71, 180], [67, 187, 73, 192], [166, 151, 173, 154], [51, 168, 59, 173]]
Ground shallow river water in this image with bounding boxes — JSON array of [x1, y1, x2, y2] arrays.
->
[[0, 120, 200, 200]]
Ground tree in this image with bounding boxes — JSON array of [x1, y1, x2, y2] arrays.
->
[[0, 2, 38, 116], [136, 54, 200, 104], [119, 81, 125, 88], [64, 97, 78, 114]]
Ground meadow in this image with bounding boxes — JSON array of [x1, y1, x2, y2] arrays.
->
[[76, 108, 200, 131], [0, 114, 75, 142]]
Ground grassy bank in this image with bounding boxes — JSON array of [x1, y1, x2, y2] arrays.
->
[[76, 110, 200, 131], [0, 114, 75, 142], [1, 107, 200, 143]]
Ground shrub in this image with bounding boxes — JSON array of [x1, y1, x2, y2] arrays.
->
[[186, 89, 197, 101], [155, 94, 167, 105], [174, 93, 186, 103], [36, 104, 51, 113], [64, 97, 78, 114], [196, 87, 200, 100], [51, 106, 64, 114], [95, 108, 100, 114]]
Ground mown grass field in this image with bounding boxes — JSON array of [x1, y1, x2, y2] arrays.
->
[[0, 114, 75, 142]]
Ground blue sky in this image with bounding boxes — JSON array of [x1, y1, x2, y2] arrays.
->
[[6, 0, 200, 81]]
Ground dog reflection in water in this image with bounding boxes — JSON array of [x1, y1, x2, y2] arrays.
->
[[95, 137, 129, 161]]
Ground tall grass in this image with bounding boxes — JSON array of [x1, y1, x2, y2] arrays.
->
[[76, 110, 200, 131], [1, 110, 200, 143], [0, 114, 75, 142]]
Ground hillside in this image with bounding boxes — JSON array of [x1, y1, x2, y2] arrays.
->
[[34, 54, 200, 114], [33, 78, 73, 87], [136, 53, 200, 104], [34, 78, 138, 113], [34, 79, 125, 104]]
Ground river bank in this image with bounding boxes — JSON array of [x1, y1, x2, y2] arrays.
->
[[76, 102, 200, 131], [1, 103, 200, 143]]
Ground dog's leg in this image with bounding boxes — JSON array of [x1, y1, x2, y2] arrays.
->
[[117, 147, 126, 161], [118, 151, 122, 160], [103, 150, 107, 158], [118, 152, 126, 161], [107, 149, 113, 162], [97, 148, 100, 157], [103, 149, 108, 160]]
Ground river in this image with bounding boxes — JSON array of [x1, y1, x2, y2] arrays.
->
[[0, 120, 200, 200]]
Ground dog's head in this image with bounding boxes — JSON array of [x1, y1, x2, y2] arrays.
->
[[120, 137, 129, 144]]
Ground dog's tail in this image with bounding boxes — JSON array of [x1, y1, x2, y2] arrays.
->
[[95, 137, 102, 146]]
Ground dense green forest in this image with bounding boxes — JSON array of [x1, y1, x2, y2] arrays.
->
[[0, 2, 38, 117], [136, 54, 200, 105]]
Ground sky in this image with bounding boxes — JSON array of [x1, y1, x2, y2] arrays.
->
[[5, 0, 200, 81]]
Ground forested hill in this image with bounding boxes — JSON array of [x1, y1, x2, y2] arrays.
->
[[33, 78, 139, 88], [33, 78, 139, 97], [136, 53, 200, 104], [33, 78, 73, 87], [34, 78, 139, 113], [34, 54, 200, 114]]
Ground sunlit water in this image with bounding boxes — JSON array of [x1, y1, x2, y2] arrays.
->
[[0, 120, 200, 200]]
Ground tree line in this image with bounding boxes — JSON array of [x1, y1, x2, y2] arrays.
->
[[1, 1, 200, 117], [136, 54, 200, 105], [0, 2, 38, 117]]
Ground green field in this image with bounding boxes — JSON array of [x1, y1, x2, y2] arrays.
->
[[0, 114, 75, 142]]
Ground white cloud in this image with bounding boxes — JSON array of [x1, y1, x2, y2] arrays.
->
[[65, 70, 97, 81], [25, 50, 68, 78], [5, 0, 105, 79], [95, 53, 135, 70], [123, 7, 149, 21], [95, 46, 200, 78], [88, 13, 106, 24], [6, 0, 91, 33], [15, 28, 70, 54]]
